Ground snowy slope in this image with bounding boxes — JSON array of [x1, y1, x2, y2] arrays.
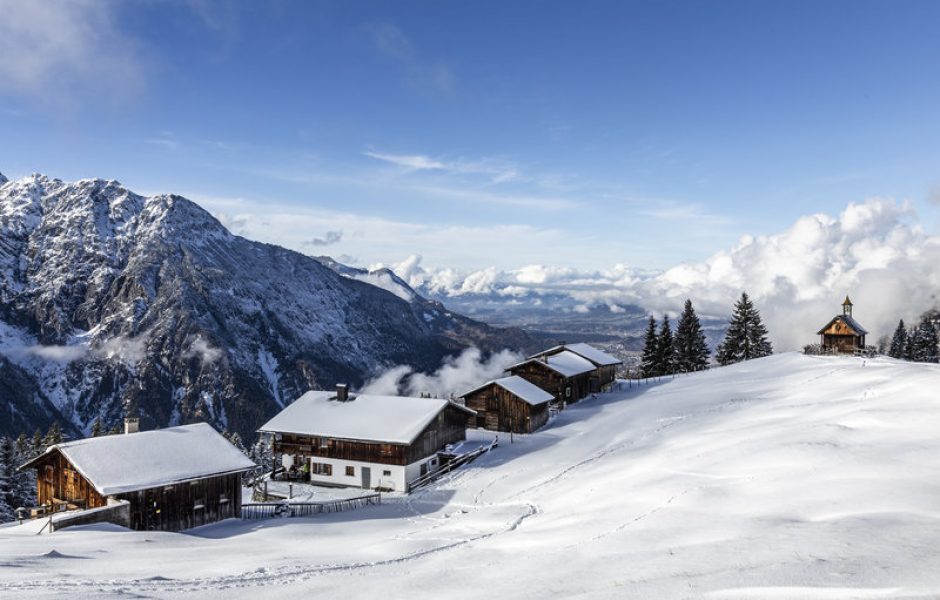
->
[[3, 353, 940, 598], [0, 174, 530, 438]]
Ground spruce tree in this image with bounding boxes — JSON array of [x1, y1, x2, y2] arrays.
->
[[640, 315, 659, 378], [91, 417, 103, 437], [715, 292, 773, 366], [910, 320, 940, 363], [888, 320, 907, 359], [44, 422, 63, 447], [674, 299, 710, 373], [656, 315, 676, 375], [30, 430, 43, 457], [0, 437, 16, 522]]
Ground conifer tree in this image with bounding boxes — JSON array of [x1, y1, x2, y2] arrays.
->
[[44, 422, 63, 447], [674, 299, 710, 373], [91, 417, 103, 437], [30, 430, 43, 457], [656, 315, 675, 375], [640, 315, 659, 378], [0, 437, 17, 522], [888, 320, 907, 359], [909, 320, 940, 363], [715, 292, 773, 366]]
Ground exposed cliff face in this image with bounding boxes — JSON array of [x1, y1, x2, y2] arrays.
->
[[0, 174, 530, 438]]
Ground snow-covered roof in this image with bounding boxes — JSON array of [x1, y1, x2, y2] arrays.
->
[[259, 391, 476, 445], [24, 423, 256, 496], [532, 343, 622, 367], [461, 376, 555, 405], [509, 350, 596, 378], [817, 314, 869, 336]]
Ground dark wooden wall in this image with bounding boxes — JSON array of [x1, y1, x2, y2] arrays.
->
[[508, 362, 592, 404], [273, 403, 470, 467], [116, 472, 242, 532], [464, 384, 549, 434]]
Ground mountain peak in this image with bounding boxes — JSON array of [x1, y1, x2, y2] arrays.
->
[[0, 172, 7, 185]]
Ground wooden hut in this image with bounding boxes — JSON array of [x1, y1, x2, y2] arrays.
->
[[461, 376, 555, 434], [506, 350, 596, 405], [530, 342, 622, 391], [817, 296, 868, 354], [20, 422, 256, 531], [259, 387, 475, 492]]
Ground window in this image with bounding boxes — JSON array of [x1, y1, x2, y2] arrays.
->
[[430, 458, 438, 466], [383, 470, 391, 477], [565, 386, 571, 398], [345, 466, 355, 477], [311, 462, 332, 476], [220, 493, 230, 504], [194, 499, 205, 510]]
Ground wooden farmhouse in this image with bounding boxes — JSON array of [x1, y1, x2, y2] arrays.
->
[[259, 386, 475, 492], [817, 296, 869, 354], [506, 350, 596, 405], [461, 375, 555, 434], [530, 342, 622, 391], [20, 422, 256, 532]]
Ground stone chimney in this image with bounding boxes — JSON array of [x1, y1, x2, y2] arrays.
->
[[124, 416, 140, 435], [336, 383, 349, 402]]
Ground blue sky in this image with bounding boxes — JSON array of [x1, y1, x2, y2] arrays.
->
[[2, 0, 940, 272]]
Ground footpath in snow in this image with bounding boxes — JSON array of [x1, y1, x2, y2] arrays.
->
[[2, 353, 940, 599]]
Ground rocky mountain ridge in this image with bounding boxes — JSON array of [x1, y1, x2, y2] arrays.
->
[[0, 173, 531, 438]]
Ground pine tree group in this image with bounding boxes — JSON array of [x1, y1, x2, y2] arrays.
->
[[639, 300, 711, 377], [715, 292, 773, 366]]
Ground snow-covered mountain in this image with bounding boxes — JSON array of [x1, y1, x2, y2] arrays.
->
[[0, 174, 531, 438]]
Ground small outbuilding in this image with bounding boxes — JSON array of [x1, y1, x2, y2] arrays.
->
[[506, 350, 596, 405], [529, 342, 622, 391], [20, 422, 256, 531], [461, 375, 555, 434], [817, 296, 869, 354], [259, 386, 476, 492]]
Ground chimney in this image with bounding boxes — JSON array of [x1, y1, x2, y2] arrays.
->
[[336, 383, 349, 402], [541, 354, 549, 363], [124, 416, 140, 435]]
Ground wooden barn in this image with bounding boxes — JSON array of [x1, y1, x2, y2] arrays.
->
[[461, 375, 555, 434], [20, 422, 256, 532], [506, 350, 596, 406], [817, 296, 869, 354], [259, 386, 476, 492], [530, 342, 622, 391]]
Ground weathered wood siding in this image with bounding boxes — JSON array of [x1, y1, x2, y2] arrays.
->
[[33, 450, 107, 510], [463, 384, 549, 433], [116, 473, 242, 532], [508, 361, 592, 404], [273, 403, 470, 466]]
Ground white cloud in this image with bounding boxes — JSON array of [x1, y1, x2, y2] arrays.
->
[[0, 1, 144, 103], [375, 197, 940, 353], [183, 335, 223, 364], [360, 347, 522, 398]]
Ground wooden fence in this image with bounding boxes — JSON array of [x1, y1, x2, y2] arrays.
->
[[241, 493, 381, 520], [407, 438, 497, 492]]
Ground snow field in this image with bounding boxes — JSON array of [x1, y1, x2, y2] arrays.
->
[[2, 353, 940, 598]]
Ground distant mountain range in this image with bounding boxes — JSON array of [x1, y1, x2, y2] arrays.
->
[[0, 173, 532, 439]]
